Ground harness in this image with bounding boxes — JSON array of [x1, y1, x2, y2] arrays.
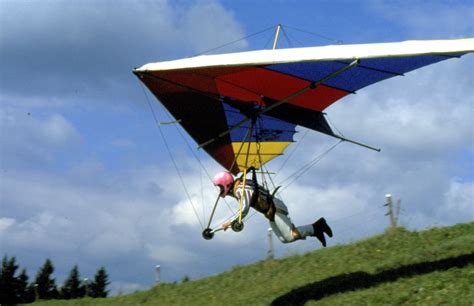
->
[[233, 168, 283, 221]]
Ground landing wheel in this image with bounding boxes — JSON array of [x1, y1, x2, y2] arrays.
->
[[202, 228, 214, 240], [231, 220, 244, 232]]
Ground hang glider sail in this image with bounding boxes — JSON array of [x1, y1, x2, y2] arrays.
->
[[134, 38, 474, 174]]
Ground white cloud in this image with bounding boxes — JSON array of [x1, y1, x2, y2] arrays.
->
[[41, 114, 79, 146], [0, 212, 77, 252], [179, 1, 247, 53], [0, 100, 81, 168], [169, 199, 203, 226], [0, 218, 15, 235], [326, 59, 473, 155], [371, 2, 474, 38], [282, 183, 374, 224], [0, 0, 246, 102], [438, 179, 474, 223], [146, 243, 198, 264]]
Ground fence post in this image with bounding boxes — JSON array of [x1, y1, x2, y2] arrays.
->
[[155, 265, 161, 285], [385, 194, 401, 228]]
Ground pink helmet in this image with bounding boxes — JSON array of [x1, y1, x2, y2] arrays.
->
[[212, 171, 234, 197]]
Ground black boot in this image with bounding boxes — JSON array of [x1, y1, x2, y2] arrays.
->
[[313, 228, 326, 247], [313, 217, 333, 237]]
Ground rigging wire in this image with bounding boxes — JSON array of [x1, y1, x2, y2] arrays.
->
[[140, 85, 204, 229], [281, 24, 344, 45], [279, 26, 294, 48], [200, 164, 206, 223], [279, 140, 343, 191], [279, 28, 305, 48], [195, 25, 277, 56], [254, 117, 268, 189], [156, 98, 236, 216], [229, 123, 254, 173], [194, 23, 343, 56], [263, 29, 277, 49], [263, 164, 277, 191], [274, 128, 310, 181]]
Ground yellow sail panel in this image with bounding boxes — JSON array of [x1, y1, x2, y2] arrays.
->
[[231, 141, 291, 170]]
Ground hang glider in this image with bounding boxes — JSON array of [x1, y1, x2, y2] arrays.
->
[[133, 38, 474, 174]]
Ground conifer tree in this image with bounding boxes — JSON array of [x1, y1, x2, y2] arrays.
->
[[61, 265, 85, 299], [34, 258, 59, 299], [0, 255, 19, 304], [17, 269, 35, 303], [88, 267, 110, 298], [0, 256, 34, 304]]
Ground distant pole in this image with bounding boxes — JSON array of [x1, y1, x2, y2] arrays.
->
[[84, 278, 89, 297], [385, 194, 395, 227], [34, 283, 39, 301], [384, 194, 401, 228], [267, 228, 274, 259], [155, 265, 161, 285]]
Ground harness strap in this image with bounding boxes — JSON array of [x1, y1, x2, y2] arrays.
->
[[235, 168, 284, 222], [264, 185, 281, 221], [275, 207, 288, 216], [249, 167, 260, 207], [269, 185, 281, 201]]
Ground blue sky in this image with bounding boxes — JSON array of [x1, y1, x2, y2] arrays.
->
[[1, 0, 473, 295]]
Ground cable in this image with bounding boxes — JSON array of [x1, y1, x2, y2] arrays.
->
[[229, 122, 254, 173], [140, 85, 204, 229], [263, 28, 277, 49], [193, 23, 343, 57], [279, 140, 342, 190], [282, 24, 344, 45], [157, 100, 236, 215], [274, 128, 310, 181], [195, 25, 277, 56], [200, 165, 206, 223]]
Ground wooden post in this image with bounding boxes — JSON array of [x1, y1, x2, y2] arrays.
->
[[385, 194, 396, 228], [84, 278, 89, 296], [34, 283, 39, 301], [155, 265, 161, 285], [385, 194, 401, 228]]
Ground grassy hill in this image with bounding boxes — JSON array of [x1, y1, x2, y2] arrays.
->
[[36, 222, 474, 305]]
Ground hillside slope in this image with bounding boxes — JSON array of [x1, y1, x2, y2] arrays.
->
[[37, 222, 474, 305]]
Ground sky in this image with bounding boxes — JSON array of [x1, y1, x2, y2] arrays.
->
[[1, 0, 473, 295]]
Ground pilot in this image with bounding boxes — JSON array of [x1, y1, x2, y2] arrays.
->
[[212, 169, 333, 246]]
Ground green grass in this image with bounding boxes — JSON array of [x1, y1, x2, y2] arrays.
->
[[36, 222, 474, 305]]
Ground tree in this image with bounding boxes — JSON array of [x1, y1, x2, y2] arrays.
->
[[61, 265, 86, 299], [17, 268, 35, 303], [0, 256, 34, 304], [34, 258, 59, 300], [0, 255, 19, 304], [88, 267, 110, 298]]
